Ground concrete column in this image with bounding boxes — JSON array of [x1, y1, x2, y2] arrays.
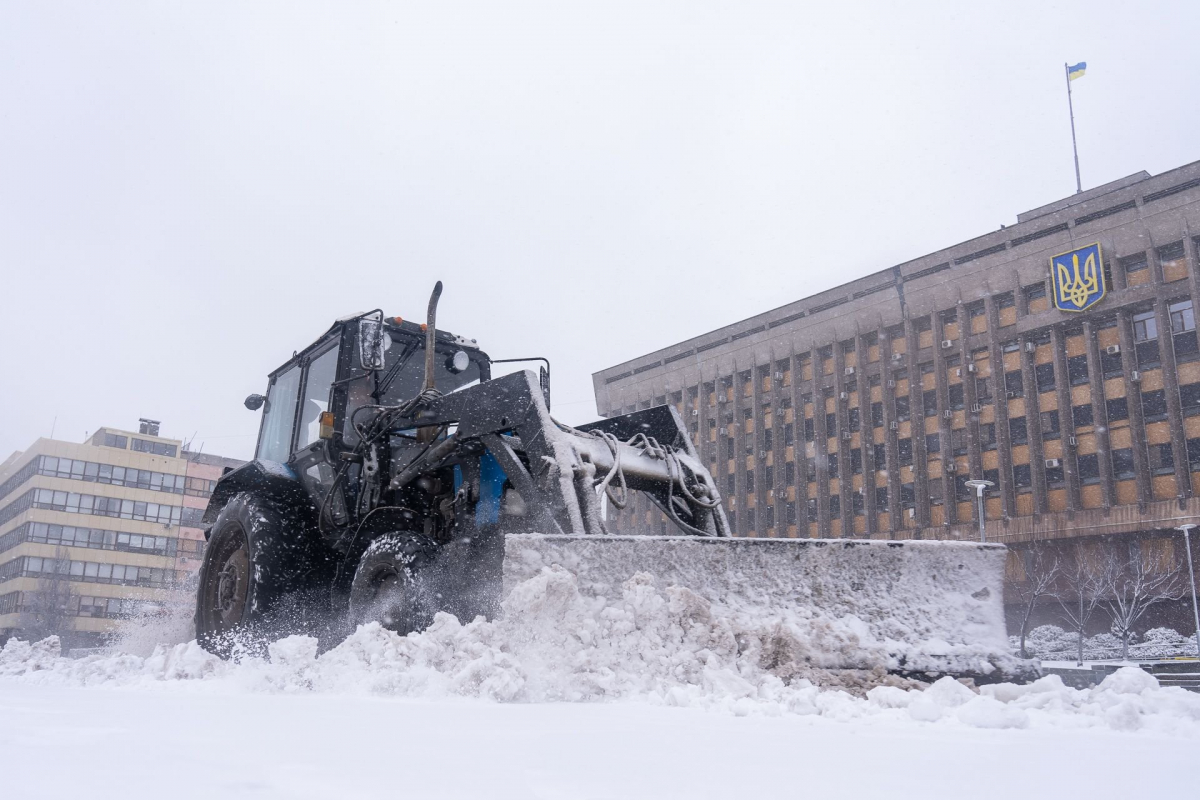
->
[[1155, 299, 1190, 500], [906, 319, 930, 534], [1050, 325, 1081, 511], [833, 341, 854, 537], [732, 362, 748, 535], [1083, 320, 1116, 508], [985, 296, 1016, 518], [856, 332, 878, 537], [880, 330, 902, 537], [1116, 310, 1153, 504], [811, 346, 832, 538], [791, 350, 811, 536], [933, 312, 956, 529], [1019, 334, 1049, 515]]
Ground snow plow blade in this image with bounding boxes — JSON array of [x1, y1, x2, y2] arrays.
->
[[504, 534, 1034, 682]]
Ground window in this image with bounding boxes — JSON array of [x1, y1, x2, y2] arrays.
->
[[784, 423, 795, 446], [785, 460, 795, 485], [102, 433, 128, 449], [1009, 416, 1028, 446], [949, 383, 964, 410], [826, 453, 838, 475], [979, 423, 997, 450], [1106, 397, 1129, 422], [1121, 253, 1148, 274], [1013, 464, 1032, 490], [898, 438, 913, 466], [929, 480, 943, 505], [848, 407, 861, 432], [1073, 403, 1094, 428], [130, 439, 178, 457], [1153, 443, 1175, 475], [875, 486, 889, 508], [1188, 438, 1200, 470], [1004, 370, 1024, 398], [1035, 362, 1056, 393], [1171, 300, 1199, 360], [873, 443, 887, 470], [745, 470, 755, 492], [894, 396, 910, 422], [850, 449, 863, 474], [1040, 410, 1060, 439], [825, 412, 837, 435], [1111, 448, 1135, 480], [1098, 348, 1121, 379], [1181, 383, 1200, 417], [871, 402, 884, 427], [829, 495, 840, 516], [976, 376, 993, 403], [1142, 389, 1167, 422], [996, 292, 1015, 309], [950, 427, 967, 456], [1024, 283, 1047, 302], [1067, 354, 1089, 386], [926, 433, 940, 453], [804, 418, 815, 442], [1046, 463, 1065, 486], [852, 492, 865, 515], [258, 365, 302, 462], [923, 390, 938, 417], [900, 483, 916, 509]]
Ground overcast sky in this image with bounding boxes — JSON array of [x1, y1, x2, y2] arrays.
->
[[2, 1, 1198, 461]]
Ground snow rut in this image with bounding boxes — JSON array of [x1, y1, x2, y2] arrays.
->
[[2, 565, 1199, 734]]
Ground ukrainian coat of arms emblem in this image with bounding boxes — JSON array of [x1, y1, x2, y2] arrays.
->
[[1051, 243, 1106, 313]]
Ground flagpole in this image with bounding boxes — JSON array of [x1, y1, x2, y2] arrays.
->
[[1065, 62, 1082, 194]]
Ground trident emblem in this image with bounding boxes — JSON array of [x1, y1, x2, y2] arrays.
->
[[1052, 243, 1105, 312]]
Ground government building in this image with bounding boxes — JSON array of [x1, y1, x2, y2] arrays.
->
[[0, 422, 242, 649], [593, 160, 1200, 629]]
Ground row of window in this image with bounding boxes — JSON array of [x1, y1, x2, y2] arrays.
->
[[0, 488, 183, 529], [0, 590, 156, 619], [99, 432, 179, 458], [0, 556, 181, 588], [0, 522, 179, 558], [0, 456, 192, 507], [642, 299, 1199, 421]]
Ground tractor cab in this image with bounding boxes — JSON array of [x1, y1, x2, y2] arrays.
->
[[243, 312, 492, 530]]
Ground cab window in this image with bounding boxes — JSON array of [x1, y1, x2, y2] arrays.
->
[[297, 345, 340, 450], [257, 366, 301, 462]]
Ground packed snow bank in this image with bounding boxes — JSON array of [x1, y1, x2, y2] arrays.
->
[[3, 565, 1199, 735], [505, 534, 1026, 678]]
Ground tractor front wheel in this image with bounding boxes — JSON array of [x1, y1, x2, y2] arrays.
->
[[348, 533, 438, 635], [195, 492, 328, 656]]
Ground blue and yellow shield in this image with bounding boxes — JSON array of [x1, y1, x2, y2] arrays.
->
[[1051, 243, 1106, 313]]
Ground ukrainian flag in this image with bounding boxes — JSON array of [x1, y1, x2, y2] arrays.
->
[[1067, 62, 1087, 81]]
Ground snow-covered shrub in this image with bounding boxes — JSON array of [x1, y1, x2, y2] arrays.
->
[[1131, 628, 1196, 659]]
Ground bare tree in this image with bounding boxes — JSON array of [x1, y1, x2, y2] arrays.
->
[[1057, 551, 1108, 666], [17, 546, 75, 644], [1012, 545, 1061, 658], [1099, 550, 1185, 661]]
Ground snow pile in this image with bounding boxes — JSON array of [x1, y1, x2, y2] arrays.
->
[[3, 566, 1200, 734]]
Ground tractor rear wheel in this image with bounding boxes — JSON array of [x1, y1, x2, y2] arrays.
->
[[348, 533, 439, 635], [195, 492, 328, 656]]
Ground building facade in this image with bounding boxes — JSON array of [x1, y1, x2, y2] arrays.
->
[[593, 161, 1200, 630], [0, 424, 241, 648]]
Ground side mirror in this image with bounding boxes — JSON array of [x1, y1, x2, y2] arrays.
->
[[244, 394, 266, 411], [358, 318, 387, 371]]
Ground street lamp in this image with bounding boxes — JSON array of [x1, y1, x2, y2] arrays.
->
[[965, 479, 995, 543], [1174, 523, 1200, 660]]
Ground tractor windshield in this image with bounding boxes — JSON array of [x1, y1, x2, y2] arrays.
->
[[343, 335, 485, 443]]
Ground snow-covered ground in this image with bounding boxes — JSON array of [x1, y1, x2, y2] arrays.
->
[[1, 679, 1194, 800], [2, 566, 1197, 798]]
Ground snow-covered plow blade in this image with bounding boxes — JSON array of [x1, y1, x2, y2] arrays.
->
[[504, 534, 1033, 681]]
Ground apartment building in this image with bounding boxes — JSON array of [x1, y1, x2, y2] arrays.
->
[[0, 423, 240, 648], [593, 160, 1200, 628]]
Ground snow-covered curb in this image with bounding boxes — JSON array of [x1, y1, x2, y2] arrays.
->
[[3, 566, 1199, 735]]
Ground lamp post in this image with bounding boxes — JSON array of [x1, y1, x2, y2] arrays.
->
[[965, 479, 995, 543], [1174, 523, 1200, 660]]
